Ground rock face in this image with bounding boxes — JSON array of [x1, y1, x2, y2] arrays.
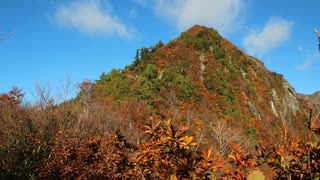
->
[[298, 91, 320, 132], [300, 91, 320, 107], [94, 25, 319, 143]]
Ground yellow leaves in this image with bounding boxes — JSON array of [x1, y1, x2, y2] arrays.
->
[[170, 174, 178, 180], [228, 154, 236, 161], [194, 118, 204, 131], [143, 168, 151, 174], [309, 141, 320, 150], [179, 135, 193, 144], [163, 146, 171, 152], [178, 135, 197, 149], [247, 169, 265, 180], [279, 155, 287, 170], [190, 142, 198, 146], [166, 118, 172, 126]]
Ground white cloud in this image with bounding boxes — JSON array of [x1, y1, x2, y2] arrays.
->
[[153, 0, 182, 21], [53, 0, 130, 38], [243, 17, 294, 56], [152, 0, 247, 34]]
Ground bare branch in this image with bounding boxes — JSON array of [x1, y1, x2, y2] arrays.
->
[[31, 82, 54, 109], [56, 73, 73, 104], [210, 121, 241, 156]]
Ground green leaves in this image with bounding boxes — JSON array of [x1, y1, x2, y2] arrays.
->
[[176, 75, 195, 101], [134, 64, 160, 100], [96, 69, 131, 101], [143, 64, 158, 80]]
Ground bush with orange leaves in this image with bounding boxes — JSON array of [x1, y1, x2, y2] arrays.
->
[[37, 118, 265, 179], [135, 118, 200, 179], [37, 130, 139, 179], [260, 139, 320, 179], [37, 119, 206, 179]]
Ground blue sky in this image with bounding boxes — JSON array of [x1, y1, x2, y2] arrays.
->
[[1, 0, 320, 102]]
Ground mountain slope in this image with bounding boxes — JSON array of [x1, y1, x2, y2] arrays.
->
[[93, 25, 317, 147]]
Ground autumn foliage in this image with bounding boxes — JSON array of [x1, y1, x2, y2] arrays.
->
[[1, 87, 319, 179], [1, 25, 320, 179]]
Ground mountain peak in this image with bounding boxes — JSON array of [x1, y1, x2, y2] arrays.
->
[[94, 25, 317, 145], [186, 25, 213, 35]]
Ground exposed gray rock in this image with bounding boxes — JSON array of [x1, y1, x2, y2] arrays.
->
[[270, 101, 279, 117], [199, 53, 205, 80], [248, 100, 261, 120]]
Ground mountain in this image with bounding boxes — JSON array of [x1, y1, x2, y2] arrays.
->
[[2, 25, 320, 179], [92, 25, 319, 146]]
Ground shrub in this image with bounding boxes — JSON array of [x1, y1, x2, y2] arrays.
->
[[37, 131, 139, 179]]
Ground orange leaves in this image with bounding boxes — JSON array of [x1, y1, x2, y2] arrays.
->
[[224, 142, 259, 179], [198, 148, 225, 172], [136, 118, 209, 179], [37, 131, 139, 179], [35, 118, 265, 179], [139, 118, 267, 179], [5, 109, 320, 179], [143, 118, 198, 151], [0, 87, 24, 108], [228, 153, 256, 168], [262, 139, 320, 179]]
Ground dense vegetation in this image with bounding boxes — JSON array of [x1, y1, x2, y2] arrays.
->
[[1, 25, 320, 179]]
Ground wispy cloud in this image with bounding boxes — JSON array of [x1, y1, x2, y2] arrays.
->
[[53, 0, 130, 38], [131, 0, 148, 7], [128, 7, 137, 19], [243, 17, 294, 56], [296, 49, 320, 71], [136, 0, 247, 35]]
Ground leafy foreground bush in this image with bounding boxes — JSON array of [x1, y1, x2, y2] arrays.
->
[[1, 108, 319, 179], [263, 140, 320, 179], [35, 119, 267, 179], [37, 130, 139, 179]]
